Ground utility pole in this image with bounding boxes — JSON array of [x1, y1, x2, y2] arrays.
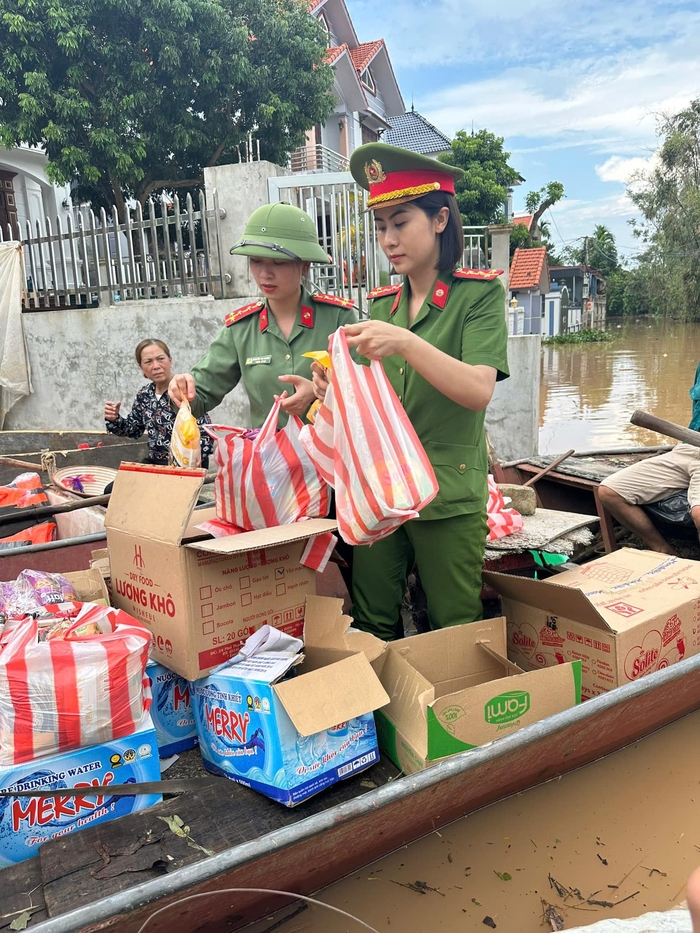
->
[[583, 236, 591, 327]]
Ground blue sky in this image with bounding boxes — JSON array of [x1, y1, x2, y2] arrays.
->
[[348, 0, 700, 264]]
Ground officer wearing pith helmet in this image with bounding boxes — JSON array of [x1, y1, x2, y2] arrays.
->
[[169, 202, 357, 427], [324, 142, 510, 640]]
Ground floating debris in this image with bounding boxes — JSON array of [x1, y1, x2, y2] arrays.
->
[[540, 900, 565, 932], [390, 879, 444, 897], [482, 916, 497, 928], [494, 871, 512, 881], [597, 854, 609, 866]]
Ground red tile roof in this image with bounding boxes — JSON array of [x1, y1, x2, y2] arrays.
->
[[308, 0, 326, 9], [509, 247, 547, 291], [512, 214, 534, 232], [325, 43, 348, 64], [349, 40, 384, 74]]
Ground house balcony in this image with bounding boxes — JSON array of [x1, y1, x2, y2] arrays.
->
[[289, 144, 349, 174]]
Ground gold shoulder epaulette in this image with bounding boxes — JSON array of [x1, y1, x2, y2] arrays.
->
[[313, 292, 356, 309], [367, 284, 402, 299], [224, 301, 264, 327], [453, 268, 503, 281]]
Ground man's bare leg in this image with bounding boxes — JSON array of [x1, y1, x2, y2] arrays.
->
[[597, 485, 677, 555]]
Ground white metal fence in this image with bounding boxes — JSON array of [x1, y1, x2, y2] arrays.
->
[[268, 171, 384, 317], [0, 190, 227, 309]]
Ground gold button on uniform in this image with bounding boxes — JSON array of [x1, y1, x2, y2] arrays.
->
[[285, 353, 291, 361], [459, 463, 466, 471], [398, 367, 404, 375]]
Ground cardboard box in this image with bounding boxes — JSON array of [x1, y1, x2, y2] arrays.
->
[[192, 595, 389, 806], [0, 716, 161, 866], [484, 549, 700, 699], [105, 464, 338, 680], [60, 567, 110, 605], [146, 660, 198, 757], [373, 617, 581, 775]]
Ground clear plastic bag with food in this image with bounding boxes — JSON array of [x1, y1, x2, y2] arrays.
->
[[170, 397, 202, 468]]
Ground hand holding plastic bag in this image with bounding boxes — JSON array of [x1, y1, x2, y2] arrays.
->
[[300, 328, 438, 545]]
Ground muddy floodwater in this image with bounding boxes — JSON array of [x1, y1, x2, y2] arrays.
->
[[539, 319, 700, 454], [251, 709, 700, 932]]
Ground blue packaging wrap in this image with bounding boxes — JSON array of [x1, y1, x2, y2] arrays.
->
[[0, 717, 161, 866], [146, 659, 198, 757]]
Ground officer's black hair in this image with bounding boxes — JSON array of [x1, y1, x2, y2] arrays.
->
[[411, 191, 463, 273]]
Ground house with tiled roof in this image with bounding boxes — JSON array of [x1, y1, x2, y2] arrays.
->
[[509, 246, 549, 335], [290, 0, 404, 172], [383, 106, 451, 158]]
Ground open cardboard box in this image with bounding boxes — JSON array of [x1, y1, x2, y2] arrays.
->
[[373, 617, 581, 775], [484, 548, 700, 699], [105, 464, 338, 680], [62, 567, 110, 605], [192, 594, 389, 806]]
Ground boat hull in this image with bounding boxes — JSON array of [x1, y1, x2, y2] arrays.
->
[[27, 649, 700, 933]]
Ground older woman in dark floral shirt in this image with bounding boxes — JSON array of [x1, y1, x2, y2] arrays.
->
[[105, 339, 213, 467]]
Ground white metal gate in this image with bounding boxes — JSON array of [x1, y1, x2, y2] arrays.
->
[[268, 172, 386, 316]]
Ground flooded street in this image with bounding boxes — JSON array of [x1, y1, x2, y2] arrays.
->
[[255, 710, 700, 932], [539, 319, 700, 455]]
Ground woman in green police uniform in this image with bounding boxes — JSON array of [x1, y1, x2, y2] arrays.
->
[[314, 143, 509, 640], [168, 202, 357, 425]]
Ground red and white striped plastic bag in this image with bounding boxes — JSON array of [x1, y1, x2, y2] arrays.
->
[[486, 475, 524, 541], [300, 328, 438, 545], [207, 396, 330, 531], [0, 602, 152, 765]]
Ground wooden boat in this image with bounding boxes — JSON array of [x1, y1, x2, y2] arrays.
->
[[0, 432, 147, 575], [496, 446, 677, 553], [5, 647, 700, 933]]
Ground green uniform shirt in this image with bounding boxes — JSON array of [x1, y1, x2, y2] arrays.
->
[[189, 288, 357, 427], [369, 270, 509, 521]]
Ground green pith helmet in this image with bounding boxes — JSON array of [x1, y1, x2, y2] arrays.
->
[[230, 202, 331, 263], [350, 142, 464, 210]]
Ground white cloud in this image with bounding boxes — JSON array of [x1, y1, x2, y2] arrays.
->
[[419, 36, 700, 150], [595, 155, 656, 184], [547, 194, 641, 252]]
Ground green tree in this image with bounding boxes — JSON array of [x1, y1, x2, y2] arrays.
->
[[524, 182, 565, 234], [439, 129, 522, 226], [565, 225, 620, 277], [627, 98, 700, 320], [0, 0, 335, 216]]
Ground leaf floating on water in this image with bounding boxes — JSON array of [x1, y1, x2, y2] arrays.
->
[[157, 815, 214, 857], [494, 871, 512, 881], [555, 839, 561, 844], [482, 916, 497, 928], [10, 912, 31, 931], [472, 898, 481, 906]]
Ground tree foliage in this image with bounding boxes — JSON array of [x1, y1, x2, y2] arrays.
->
[[524, 181, 565, 233], [439, 129, 522, 226], [510, 187, 566, 265], [564, 224, 620, 278], [625, 98, 700, 320], [0, 0, 336, 214]]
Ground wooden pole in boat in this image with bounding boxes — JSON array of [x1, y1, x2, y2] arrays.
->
[[522, 449, 576, 487], [630, 411, 700, 448]]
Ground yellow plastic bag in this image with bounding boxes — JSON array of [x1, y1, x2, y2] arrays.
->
[[170, 398, 201, 468], [302, 351, 332, 424]]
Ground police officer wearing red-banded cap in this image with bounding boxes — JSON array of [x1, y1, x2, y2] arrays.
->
[[168, 202, 357, 427], [314, 142, 510, 639]]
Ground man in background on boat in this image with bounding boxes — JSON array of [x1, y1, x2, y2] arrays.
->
[[598, 361, 700, 554]]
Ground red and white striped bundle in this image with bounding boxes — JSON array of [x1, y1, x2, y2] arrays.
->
[[300, 328, 438, 545], [0, 602, 152, 765], [207, 396, 330, 531], [486, 476, 524, 541]]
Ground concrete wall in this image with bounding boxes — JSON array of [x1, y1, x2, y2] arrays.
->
[[485, 334, 540, 461], [6, 298, 258, 431], [204, 161, 291, 300]]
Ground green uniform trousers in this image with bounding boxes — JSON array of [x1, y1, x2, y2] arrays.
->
[[351, 511, 489, 642]]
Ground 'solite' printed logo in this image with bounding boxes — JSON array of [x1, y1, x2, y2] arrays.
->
[[484, 690, 531, 724]]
